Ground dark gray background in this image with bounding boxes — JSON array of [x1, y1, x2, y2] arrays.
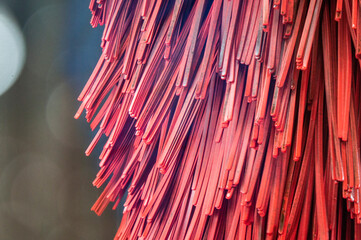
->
[[0, 0, 117, 239]]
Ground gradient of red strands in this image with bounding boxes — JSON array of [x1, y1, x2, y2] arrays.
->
[[76, 0, 361, 239]]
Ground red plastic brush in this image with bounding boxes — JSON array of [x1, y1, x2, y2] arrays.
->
[[77, 0, 361, 239]]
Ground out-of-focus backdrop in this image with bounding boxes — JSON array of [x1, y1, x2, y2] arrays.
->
[[0, 0, 117, 239]]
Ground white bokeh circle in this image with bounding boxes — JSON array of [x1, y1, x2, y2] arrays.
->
[[0, 7, 26, 96]]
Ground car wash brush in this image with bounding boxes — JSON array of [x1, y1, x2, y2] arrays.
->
[[76, 0, 361, 239]]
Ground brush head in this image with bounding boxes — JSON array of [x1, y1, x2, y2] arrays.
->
[[76, 0, 361, 239]]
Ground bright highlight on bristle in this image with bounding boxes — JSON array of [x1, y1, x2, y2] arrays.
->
[[77, 0, 361, 239]]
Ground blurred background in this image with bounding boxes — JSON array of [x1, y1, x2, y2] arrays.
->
[[0, 0, 118, 239]]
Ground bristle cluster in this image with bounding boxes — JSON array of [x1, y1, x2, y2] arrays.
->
[[77, 0, 361, 239]]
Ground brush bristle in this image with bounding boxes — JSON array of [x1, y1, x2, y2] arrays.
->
[[77, 0, 361, 239]]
